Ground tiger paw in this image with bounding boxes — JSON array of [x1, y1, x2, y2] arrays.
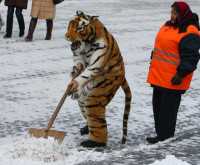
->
[[80, 139, 106, 148]]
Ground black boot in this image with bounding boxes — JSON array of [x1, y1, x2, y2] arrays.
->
[[80, 125, 89, 135], [146, 136, 160, 144], [80, 140, 106, 148], [146, 136, 174, 144], [3, 33, 11, 38], [45, 19, 53, 40], [25, 18, 37, 41]]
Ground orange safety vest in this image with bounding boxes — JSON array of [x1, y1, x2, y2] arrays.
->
[[147, 25, 199, 90]]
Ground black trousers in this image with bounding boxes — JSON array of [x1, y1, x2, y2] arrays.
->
[[152, 87, 182, 140], [6, 6, 25, 36]]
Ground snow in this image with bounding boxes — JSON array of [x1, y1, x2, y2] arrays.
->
[[0, 136, 109, 165], [149, 155, 191, 165], [0, 0, 200, 165]]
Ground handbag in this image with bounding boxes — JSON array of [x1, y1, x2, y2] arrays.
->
[[53, 0, 64, 5]]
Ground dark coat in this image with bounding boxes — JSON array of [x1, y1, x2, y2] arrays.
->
[[177, 34, 200, 77], [5, 0, 28, 9]]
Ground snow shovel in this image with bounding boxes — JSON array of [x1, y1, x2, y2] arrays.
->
[[29, 86, 71, 143]]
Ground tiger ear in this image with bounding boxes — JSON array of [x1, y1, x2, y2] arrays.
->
[[76, 10, 84, 17], [90, 16, 99, 21], [76, 10, 91, 20]]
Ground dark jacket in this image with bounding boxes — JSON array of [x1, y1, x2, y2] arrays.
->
[[177, 34, 200, 77], [5, 0, 28, 9]]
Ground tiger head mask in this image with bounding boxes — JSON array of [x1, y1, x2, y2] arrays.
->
[[65, 11, 101, 49]]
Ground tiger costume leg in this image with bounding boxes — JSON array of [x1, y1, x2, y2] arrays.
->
[[78, 100, 87, 120], [78, 101, 89, 135], [86, 106, 107, 144], [78, 74, 124, 146]]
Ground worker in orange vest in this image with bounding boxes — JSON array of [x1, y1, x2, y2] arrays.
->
[[147, 1, 200, 144]]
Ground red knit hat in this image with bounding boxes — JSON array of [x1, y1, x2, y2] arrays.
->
[[172, 1, 193, 23]]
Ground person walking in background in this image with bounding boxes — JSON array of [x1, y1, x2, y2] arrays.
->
[[25, 0, 55, 41], [147, 1, 200, 144], [2, 0, 28, 38]]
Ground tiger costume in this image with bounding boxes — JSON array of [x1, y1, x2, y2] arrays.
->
[[65, 11, 132, 147]]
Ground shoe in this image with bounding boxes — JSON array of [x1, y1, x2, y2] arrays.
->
[[80, 140, 106, 148], [3, 34, 11, 38], [25, 35, 33, 42], [146, 136, 160, 144], [19, 31, 24, 37], [80, 125, 89, 135], [146, 135, 175, 144], [45, 34, 52, 40]]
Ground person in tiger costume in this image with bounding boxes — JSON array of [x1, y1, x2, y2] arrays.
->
[[65, 11, 132, 148]]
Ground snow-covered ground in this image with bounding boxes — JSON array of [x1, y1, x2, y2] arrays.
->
[[0, 0, 200, 164]]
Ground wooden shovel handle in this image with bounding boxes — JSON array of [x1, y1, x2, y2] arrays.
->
[[46, 87, 70, 130]]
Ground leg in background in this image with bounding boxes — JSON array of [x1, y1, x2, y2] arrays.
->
[[15, 8, 25, 37], [25, 17, 38, 41], [4, 6, 14, 38], [45, 19, 53, 40]]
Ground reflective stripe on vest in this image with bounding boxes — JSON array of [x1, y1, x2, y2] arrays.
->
[[153, 48, 179, 66]]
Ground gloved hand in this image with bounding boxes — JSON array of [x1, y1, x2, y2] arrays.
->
[[171, 73, 183, 85]]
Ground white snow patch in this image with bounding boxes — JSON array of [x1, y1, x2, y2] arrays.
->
[[0, 136, 108, 165], [149, 155, 191, 165]]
